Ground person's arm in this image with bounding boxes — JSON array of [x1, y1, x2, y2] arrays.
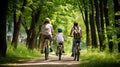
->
[[63, 34, 66, 41], [40, 25, 44, 34], [69, 27, 73, 36]]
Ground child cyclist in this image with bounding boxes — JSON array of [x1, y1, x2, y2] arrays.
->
[[54, 28, 66, 55]]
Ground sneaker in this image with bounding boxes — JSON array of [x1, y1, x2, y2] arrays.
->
[[50, 48, 53, 52]]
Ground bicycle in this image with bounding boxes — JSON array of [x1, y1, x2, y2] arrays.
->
[[57, 43, 63, 60], [44, 37, 49, 60], [69, 35, 80, 61]]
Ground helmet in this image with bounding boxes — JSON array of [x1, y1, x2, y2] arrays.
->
[[58, 28, 62, 32], [45, 18, 50, 21], [44, 18, 50, 24]]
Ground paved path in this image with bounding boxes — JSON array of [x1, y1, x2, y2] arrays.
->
[[1, 54, 80, 67]]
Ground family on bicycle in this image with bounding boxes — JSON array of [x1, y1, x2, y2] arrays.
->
[[40, 18, 82, 61]]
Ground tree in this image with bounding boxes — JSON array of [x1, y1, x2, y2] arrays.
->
[[0, 0, 8, 57], [78, 0, 91, 47], [114, 0, 120, 52], [89, 0, 98, 48], [107, 0, 115, 52], [11, 0, 27, 48]]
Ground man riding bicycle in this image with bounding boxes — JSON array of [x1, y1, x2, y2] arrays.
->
[[69, 21, 82, 57]]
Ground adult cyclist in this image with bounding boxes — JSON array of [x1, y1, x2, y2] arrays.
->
[[40, 18, 54, 53], [69, 21, 82, 57]]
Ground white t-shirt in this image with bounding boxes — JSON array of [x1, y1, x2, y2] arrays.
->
[[41, 23, 53, 35], [54, 33, 65, 43]]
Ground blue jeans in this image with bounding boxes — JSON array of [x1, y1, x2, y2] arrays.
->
[[72, 38, 81, 53]]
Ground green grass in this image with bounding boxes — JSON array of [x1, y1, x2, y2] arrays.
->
[[1, 41, 120, 67], [0, 42, 42, 64], [80, 49, 120, 67]]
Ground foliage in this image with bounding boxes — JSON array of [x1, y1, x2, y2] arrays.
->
[[0, 42, 42, 64], [80, 49, 120, 67]]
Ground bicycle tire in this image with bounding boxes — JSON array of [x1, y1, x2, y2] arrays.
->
[[45, 47, 48, 60], [44, 40, 49, 60], [74, 48, 77, 60], [59, 49, 62, 60], [77, 50, 80, 61]]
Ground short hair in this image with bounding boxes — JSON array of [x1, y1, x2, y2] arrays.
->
[[74, 21, 78, 26]]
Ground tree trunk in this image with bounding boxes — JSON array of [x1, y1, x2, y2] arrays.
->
[[107, 0, 115, 52], [11, 0, 27, 48], [84, 10, 91, 47], [11, 10, 21, 48], [99, 0, 106, 50], [115, 16, 120, 52], [89, 0, 98, 48], [103, 0, 109, 51], [114, 0, 120, 53], [27, 10, 40, 49], [94, 0, 103, 50], [78, 0, 91, 47], [118, 35, 120, 52], [0, 0, 8, 57]]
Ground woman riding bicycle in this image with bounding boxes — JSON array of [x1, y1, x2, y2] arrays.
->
[[40, 18, 54, 53]]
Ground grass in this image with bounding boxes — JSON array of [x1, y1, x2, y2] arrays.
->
[[80, 49, 120, 67], [0, 42, 42, 64], [1, 41, 120, 67]]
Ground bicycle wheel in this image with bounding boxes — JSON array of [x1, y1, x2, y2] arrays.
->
[[77, 49, 80, 61], [45, 42, 49, 60], [74, 48, 77, 61], [58, 47, 62, 60], [45, 46, 48, 60]]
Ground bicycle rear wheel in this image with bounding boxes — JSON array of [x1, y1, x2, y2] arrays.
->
[[58, 49, 62, 60], [45, 45, 49, 60], [77, 50, 80, 61]]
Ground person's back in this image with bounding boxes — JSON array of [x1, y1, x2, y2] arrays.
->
[[42, 23, 53, 35], [73, 26, 81, 39], [54, 28, 65, 54], [69, 22, 82, 57], [55, 33, 65, 43], [40, 18, 54, 53]]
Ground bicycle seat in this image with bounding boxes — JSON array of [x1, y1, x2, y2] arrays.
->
[[59, 43, 63, 45], [44, 37, 49, 39], [75, 41, 80, 43]]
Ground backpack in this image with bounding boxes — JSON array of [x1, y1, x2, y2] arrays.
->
[[73, 26, 81, 39]]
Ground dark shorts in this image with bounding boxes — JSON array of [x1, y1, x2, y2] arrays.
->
[[58, 42, 63, 45], [43, 35, 52, 41]]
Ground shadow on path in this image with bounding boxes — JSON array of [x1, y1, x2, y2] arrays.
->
[[0, 54, 80, 67]]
